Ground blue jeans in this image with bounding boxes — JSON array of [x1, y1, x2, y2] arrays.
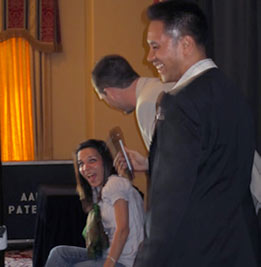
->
[[44, 245, 125, 267]]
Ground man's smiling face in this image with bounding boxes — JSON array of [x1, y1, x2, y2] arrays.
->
[[147, 20, 184, 83]]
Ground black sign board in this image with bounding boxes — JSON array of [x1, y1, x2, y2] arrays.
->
[[2, 161, 76, 240]]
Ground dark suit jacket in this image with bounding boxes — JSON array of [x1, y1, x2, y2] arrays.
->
[[134, 68, 260, 267]]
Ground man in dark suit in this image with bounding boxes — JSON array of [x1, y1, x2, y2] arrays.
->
[[134, 1, 261, 267]]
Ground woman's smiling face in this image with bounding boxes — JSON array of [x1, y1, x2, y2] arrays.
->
[[77, 147, 105, 188]]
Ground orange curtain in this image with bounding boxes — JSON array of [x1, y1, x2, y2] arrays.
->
[[0, 37, 34, 161], [0, 0, 61, 160]]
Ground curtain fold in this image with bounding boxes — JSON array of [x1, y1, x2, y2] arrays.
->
[[196, 0, 261, 153], [30, 49, 53, 160], [0, 0, 62, 53], [0, 38, 34, 161]]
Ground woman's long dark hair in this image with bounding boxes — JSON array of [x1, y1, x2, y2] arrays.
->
[[74, 139, 117, 213]]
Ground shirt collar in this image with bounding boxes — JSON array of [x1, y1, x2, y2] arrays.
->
[[173, 58, 217, 90]]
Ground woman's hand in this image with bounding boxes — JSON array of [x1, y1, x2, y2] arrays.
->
[[104, 256, 115, 267], [114, 147, 148, 176]]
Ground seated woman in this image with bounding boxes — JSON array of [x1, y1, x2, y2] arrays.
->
[[45, 139, 145, 267]]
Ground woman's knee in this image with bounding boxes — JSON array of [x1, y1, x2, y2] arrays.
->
[[48, 245, 68, 260]]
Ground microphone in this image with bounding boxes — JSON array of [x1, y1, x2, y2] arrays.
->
[[108, 126, 134, 180]]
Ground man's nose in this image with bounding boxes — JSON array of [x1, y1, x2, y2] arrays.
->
[[147, 49, 156, 63]]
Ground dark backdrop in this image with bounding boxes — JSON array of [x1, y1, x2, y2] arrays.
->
[[194, 0, 261, 153]]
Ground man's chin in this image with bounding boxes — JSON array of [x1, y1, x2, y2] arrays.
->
[[158, 73, 167, 83], [160, 74, 171, 83]]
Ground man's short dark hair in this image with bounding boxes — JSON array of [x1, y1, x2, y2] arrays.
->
[[147, 1, 208, 47], [92, 55, 139, 94]]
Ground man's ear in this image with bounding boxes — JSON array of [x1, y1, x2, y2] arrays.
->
[[181, 35, 194, 55], [103, 88, 110, 96], [104, 87, 116, 100]]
